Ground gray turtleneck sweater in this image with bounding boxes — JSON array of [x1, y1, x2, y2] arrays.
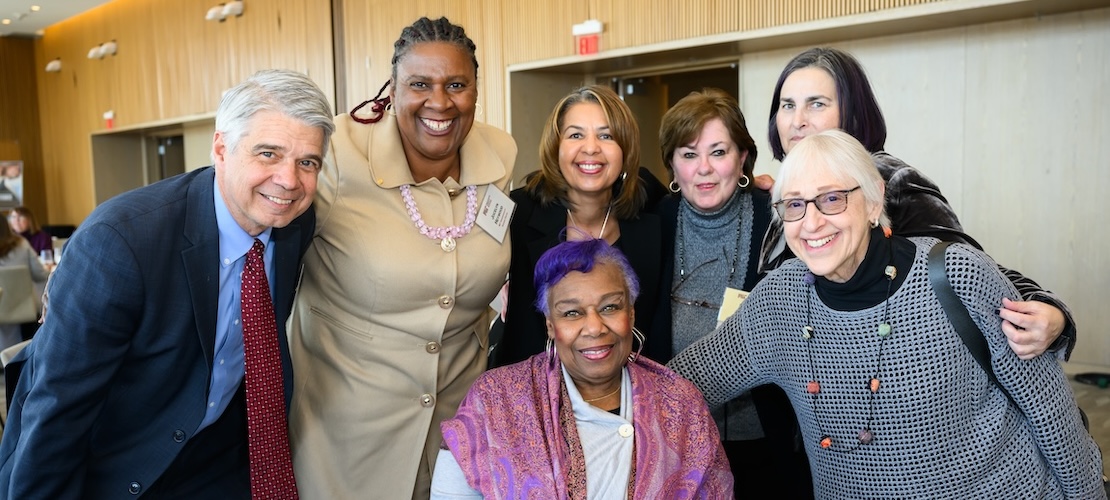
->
[[671, 189, 763, 440]]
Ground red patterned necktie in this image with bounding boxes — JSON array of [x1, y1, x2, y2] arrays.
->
[[241, 239, 299, 499]]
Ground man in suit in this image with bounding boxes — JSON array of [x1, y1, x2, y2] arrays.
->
[[0, 69, 334, 499]]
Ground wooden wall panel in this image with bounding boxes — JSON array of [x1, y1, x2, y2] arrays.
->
[[0, 37, 46, 221], [34, 0, 335, 225], [500, 1, 589, 68]]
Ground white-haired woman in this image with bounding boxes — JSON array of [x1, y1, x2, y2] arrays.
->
[[670, 129, 1103, 498]]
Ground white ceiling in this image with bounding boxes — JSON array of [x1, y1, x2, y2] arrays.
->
[[0, 0, 111, 37]]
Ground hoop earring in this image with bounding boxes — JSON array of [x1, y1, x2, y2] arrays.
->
[[870, 219, 879, 228], [738, 174, 750, 188], [475, 103, 483, 118], [628, 327, 646, 364], [386, 103, 396, 117], [668, 181, 681, 193], [621, 171, 627, 181], [546, 337, 557, 367]]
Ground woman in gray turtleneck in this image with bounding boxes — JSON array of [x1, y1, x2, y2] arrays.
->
[[654, 89, 811, 498]]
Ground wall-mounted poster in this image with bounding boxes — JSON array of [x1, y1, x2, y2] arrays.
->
[[0, 161, 23, 210]]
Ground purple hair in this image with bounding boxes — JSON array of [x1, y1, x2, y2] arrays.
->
[[768, 47, 887, 161], [534, 239, 640, 316]]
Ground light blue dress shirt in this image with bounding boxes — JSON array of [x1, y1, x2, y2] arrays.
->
[[197, 179, 274, 432]]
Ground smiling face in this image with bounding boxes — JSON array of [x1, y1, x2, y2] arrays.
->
[[545, 261, 634, 394], [212, 110, 324, 236], [781, 161, 880, 283], [776, 67, 840, 156], [390, 41, 478, 169], [557, 102, 625, 201], [671, 118, 749, 213]]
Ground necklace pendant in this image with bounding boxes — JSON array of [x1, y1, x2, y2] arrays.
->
[[819, 436, 832, 449], [440, 236, 456, 252], [877, 323, 891, 337], [859, 429, 874, 444]]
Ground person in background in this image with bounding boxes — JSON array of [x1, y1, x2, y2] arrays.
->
[[655, 88, 811, 498], [0, 69, 332, 498], [0, 219, 47, 350], [494, 85, 664, 367], [671, 129, 1103, 499], [762, 47, 1074, 361], [287, 17, 517, 499], [8, 206, 52, 256], [433, 239, 733, 498]]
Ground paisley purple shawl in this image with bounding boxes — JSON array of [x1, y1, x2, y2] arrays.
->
[[440, 354, 734, 498]]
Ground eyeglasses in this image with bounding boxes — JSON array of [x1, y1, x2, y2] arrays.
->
[[773, 186, 860, 222], [671, 258, 723, 310]]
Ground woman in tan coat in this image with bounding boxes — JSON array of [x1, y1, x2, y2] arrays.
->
[[287, 17, 516, 499]]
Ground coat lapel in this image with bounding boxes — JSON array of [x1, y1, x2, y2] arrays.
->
[[181, 169, 220, 369]]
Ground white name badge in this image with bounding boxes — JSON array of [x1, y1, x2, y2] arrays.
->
[[716, 287, 750, 327], [476, 185, 515, 243]]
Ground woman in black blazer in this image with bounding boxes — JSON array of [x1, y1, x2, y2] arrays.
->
[[492, 85, 666, 367]]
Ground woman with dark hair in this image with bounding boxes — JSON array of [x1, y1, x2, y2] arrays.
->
[[434, 239, 732, 498], [287, 17, 517, 499], [494, 85, 664, 366], [8, 206, 52, 256], [761, 47, 1074, 361], [0, 216, 47, 349], [655, 88, 810, 497]]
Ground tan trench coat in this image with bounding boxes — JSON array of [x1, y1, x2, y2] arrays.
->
[[288, 113, 515, 499]]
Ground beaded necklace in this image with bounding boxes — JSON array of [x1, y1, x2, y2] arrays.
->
[[399, 184, 478, 252], [803, 235, 896, 453]]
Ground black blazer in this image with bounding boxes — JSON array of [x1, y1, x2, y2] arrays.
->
[[494, 188, 666, 367], [0, 167, 313, 499]]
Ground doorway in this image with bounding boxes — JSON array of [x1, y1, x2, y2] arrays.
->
[[611, 65, 739, 186]]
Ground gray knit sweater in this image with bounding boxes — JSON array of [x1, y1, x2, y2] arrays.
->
[[670, 237, 1104, 499]]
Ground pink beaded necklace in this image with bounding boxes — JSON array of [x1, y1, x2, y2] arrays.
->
[[400, 184, 478, 252]]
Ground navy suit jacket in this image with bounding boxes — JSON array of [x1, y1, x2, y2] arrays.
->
[[0, 168, 313, 499]]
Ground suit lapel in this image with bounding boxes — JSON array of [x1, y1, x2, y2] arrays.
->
[[526, 200, 567, 266], [181, 169, 220, 369]]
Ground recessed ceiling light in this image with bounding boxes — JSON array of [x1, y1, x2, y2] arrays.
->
[[30, 6, 40, 12], [1, 19, 10, 25]]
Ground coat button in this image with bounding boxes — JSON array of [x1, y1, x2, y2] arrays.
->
[[425, 342, 440, 354], [438, 295, 453, 309], [128, 481, 142, 495], [172, 429, 186, 443], [420, 393, 435, 407]]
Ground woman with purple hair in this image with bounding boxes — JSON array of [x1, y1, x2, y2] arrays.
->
[[432, 239, 732, 498]]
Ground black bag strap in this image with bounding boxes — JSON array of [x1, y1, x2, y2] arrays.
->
[[928, 241, 1018, 408]]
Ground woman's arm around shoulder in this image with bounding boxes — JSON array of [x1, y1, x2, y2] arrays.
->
[[942, 242, 1103, 498]]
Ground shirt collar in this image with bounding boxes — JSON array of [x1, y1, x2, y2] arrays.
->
[[214, 178, 271, 267]]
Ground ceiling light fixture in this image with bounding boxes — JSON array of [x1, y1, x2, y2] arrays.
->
[[205, 5, 224, 21], [44, 58, 61, 73]]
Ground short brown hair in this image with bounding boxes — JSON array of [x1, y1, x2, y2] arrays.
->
[[659, 88, 757, 189]]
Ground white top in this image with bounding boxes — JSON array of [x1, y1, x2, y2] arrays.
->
[[430, 366, 634, 499]]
